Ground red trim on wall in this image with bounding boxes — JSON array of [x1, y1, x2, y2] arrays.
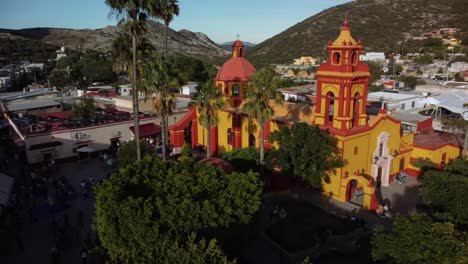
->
[[369, 194, 380, 211], [210, 126, 218, 156], [406, 168, 420, 177], [416, 118, 433, 132], [191, 119, 198, 148]]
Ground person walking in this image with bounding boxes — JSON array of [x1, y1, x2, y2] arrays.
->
[[80, 247, 88, 264]]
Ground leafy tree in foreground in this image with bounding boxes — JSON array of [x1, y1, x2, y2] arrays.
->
[[116, 140, 153, 168], [371, 213, 467, 264], [95, 157, 261, 263], [156, 233, 235, 264], [420, 158, 468, 224], [267, 123, 344, 188], [221, 147, 260, 173]]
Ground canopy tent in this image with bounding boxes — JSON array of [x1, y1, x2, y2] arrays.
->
[[129, 123, 161, 138], [420, 91, 468, 120], [76, 146, 96, 153], [0, 172, 14, 206]]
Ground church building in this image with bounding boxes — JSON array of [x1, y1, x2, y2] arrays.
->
[[169, 18, 462, 210]]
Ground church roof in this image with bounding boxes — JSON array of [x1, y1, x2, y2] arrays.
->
[[216, 57, 256, 82], [232, 40, 244, 47], [215, 40, 256, 82], [331, 18, 357, 47]]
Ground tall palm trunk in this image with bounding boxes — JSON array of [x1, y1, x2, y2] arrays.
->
[[206, 126, 211, 158], [161, 112, 167, 161], [163, 23, 170, 159], [132, 35, 141, 160], [260, 122, 265, 165]]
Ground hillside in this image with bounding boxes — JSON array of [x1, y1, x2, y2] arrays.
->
[[0, 20, 229, 63], [248, 0, 468, 66]]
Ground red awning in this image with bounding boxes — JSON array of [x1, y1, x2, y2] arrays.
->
[[129, 123, 161, 138]]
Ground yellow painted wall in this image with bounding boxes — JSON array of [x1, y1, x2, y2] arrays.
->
[[217, 111, 233, 153], [408, 144, 460, 172]]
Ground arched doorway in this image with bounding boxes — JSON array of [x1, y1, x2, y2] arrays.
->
[[347, 179, 364, 207]]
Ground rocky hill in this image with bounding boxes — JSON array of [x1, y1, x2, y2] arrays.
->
[[0, 20, 229, 63], [248, 0, 468, 66]]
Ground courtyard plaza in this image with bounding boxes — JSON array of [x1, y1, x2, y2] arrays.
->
[[1, 157, 112, 264], [0, 152, 421, 264]]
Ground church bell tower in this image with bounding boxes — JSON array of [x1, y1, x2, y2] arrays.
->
[[314, 17, 371, 133]]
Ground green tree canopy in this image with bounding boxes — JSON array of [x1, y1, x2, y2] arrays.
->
[[221, 147, 260, 173], [267, 123, 345, 188], [398, 76, 425, 89], [116, 140, 154, 168], [420, 158, 468, 224], [371, 213, 467, 264], [243, 67, 283, 164], [155, 233, 235, 264], [190, 80, 224, 157], [95, 157, 261, 263], [72, 97, 96, 119]]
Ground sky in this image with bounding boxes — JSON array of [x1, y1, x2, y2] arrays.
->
[[1, 0, 351, 44]]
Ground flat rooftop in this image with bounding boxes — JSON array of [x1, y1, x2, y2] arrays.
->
[[368, 92, 420, 102]]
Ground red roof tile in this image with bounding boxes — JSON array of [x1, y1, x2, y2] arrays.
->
[[216, 57, 256, 82], [413, 130, 463, 150]]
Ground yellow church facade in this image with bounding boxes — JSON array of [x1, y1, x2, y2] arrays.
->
[[180, 19, 462, 210]]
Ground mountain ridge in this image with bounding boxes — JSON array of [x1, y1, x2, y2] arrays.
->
[[248, 0, 468, 66], [0, 20, 229, 63]]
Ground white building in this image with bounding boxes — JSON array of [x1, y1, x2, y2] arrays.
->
[[56, 46, 67, 61], [180, 82, 198, 95], [119, 84, 145, 97], [0, 76, 12, 91], [367, 92, 423, 112], [359, 52, 386, 61], [448, 62, 468, 73]]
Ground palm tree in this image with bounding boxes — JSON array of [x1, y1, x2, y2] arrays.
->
[[155, 0, 179, 148], [191, 81, 224, 158], [106, 0, 162, 160], [139, 53, 177, 161], [111, 31, 154, 77], [243, 67, 283, 165]]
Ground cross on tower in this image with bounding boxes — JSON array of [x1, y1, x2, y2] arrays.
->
[[236, 34, 240, 40]]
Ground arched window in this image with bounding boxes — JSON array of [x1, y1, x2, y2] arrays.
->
[[326, 92, 335, 123], [239, 48, 243, 57], [333, 52, 341, 64], [352, 93, 360, 128], [227, 128, 233, 145], [232, 84, 240, 96], [351, 51, 357, 65]]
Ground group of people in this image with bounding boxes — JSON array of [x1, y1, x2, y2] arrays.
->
[[80, 177, 95, 200], [271, 205, 287, 221]]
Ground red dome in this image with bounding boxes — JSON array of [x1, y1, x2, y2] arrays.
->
[[232, 40, 244, 48], [216, 57, 256, 82]]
